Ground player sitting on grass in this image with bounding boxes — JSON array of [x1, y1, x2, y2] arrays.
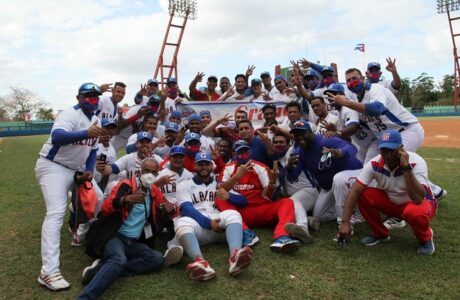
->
[[216, 140, 309, 253], [174, 152, 253, 281], [338, 130, 437, 255]]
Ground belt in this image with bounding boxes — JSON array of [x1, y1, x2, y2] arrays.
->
[[39, 155, 78, 171]]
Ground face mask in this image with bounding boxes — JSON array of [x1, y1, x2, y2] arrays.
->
[[140, 173, 156, 189], [323, 76, 336, 86], [169, 88, 178, 99], [347, 79, 364, 94], [81, 97, 99, 112], [367, 72, 381, 83], [307, 79, 320, 90], [236, 152, 251, 164], [274, 145, 288, 154], [149, 105, 159, 113], [186, 144, 201, 155]]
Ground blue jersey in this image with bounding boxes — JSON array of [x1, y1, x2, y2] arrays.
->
[[288, 135, 362, 190]]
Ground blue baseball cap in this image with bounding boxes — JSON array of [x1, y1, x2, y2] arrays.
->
[[195, 152, 213, 163], [188, 114, 201, 123], [378, 130, 402, 150], [170, 110, 182, 119], [169, 145, 186, 156], [304, 69, 320, 78], [101, 118, 117, 127], [185, 132, 201, 143], [251, 78, 262, 85], [199, 110, 211, 117], [260, 71, 271, 78], [147, 79, 159, 86], [274, 75, 287, 82], [233, 140, 251, 152], [290, 119, 312, 133], [164, 122, 179, 132], [320, 66, 335, 74], [78, 83, 102, 95], [167, 77, 177, 84], [136, 131, 153, 142], [367, 62, 381, 70], [324, 83, 345, 95]]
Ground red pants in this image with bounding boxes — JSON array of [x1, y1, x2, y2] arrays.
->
[[216, 198, 295, 239], [358, 188, 437, 242]]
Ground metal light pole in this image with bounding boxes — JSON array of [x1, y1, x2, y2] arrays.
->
[[154, 0, 197, 89], [438, 0, 460, 111]]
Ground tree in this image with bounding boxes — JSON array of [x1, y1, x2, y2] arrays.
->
[[410, 73, 439, 108], [1, 87, 46, 121], [36, 107, 55, 120], [439, 74, 454, 99], [397, 77, 412, 107]]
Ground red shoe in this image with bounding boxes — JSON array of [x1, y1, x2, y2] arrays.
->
[[228, 247, 253, 276], [186, 258, 216, 281]]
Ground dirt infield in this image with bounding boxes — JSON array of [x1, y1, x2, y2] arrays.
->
[[420, 117, 460, 148]]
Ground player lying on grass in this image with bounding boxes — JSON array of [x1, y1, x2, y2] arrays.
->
[[174, 152, 253, 281]]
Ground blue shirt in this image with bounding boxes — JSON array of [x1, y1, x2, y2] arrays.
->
[[287, 135, 362, 190], [118, 191, 151, 239], [249, 136, 273, 168]]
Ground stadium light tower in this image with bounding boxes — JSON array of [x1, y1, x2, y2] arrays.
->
[[437, 0, 460, 111], [154, 0, 197, 88]]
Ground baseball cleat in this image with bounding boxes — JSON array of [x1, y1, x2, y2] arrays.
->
[[82, 259, 102, 285], [228, 246, 253, 276], [308, 217, 321, 231], [163, 246, 183, 267], [269, 236, 301, 253], [435, 189, 447, 201], [284, 223, 313, 244], [37, 272, 70, 291], [242, 229, 259, 247], [360, 235, 391, 246], [383, 217, 406, 230], [418, 229, 435, 256], [186, 258, 216, 281]]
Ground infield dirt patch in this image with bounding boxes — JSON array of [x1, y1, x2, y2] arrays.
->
[[420, 117, 460, 148]]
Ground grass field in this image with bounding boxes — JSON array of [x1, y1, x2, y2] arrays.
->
[[0, 135, 459, 300]]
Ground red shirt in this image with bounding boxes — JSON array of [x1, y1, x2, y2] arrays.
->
[[190, 89, 221, 101]]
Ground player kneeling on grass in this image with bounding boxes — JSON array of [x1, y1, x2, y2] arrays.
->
[[338, 130, 437, 255], [175, 152, 253, 281], [78, 158, 183, 299]]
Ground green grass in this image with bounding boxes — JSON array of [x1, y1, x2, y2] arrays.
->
[[0, 135, 459, 299]]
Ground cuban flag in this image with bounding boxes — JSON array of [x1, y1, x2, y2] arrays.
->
[[354, 43, 365, 52]]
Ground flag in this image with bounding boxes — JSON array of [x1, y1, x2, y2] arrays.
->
[[354, 43, 365, 52]]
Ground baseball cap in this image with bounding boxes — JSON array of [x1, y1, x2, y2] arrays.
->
[[304, 69, 320, 78], [199, 110, 211, 117], [195, 152, 213, 163], [78, 83, 102, 95], [378, 130, 402, 150], [167, 77, 177, 84], [367, 62, 381, 70], [101, 118, 118, 127], [251, 78, 262, 86], [324, 83, 345, 95], [233, 140, 251, 152], [147, 79, 159, 86], [290, 119, 312, 133], [188, 114, 201, 123], [320, 66, 335, 74], [185, 132, 201, 143], [170, 110, 182, 119], [169, 145, 186, 156], [164, 122, 179, 132], [274, 75, 287, 82], [136, 131, 153, 142], [208, 75, 218, 82], [260, 71, 271, 78]]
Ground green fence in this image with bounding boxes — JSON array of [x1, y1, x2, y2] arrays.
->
[[0, 121, 54, 137]]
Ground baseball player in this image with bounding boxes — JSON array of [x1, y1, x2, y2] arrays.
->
[[96, 82, 126, 120], [174, 152, 253, 281], [366, 58, 401, 95], [35, 83, 105, 290], [338, 130, 436, 255], [182, 114, 215, 154]]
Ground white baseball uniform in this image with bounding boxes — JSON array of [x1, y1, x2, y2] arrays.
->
[[157, 167, 194, 205], [96, 95, 118, 120], [35, 105, 103, 276]]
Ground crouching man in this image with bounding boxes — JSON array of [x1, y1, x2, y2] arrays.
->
[[338, 130, 437, 255], [78, 158, 182, 299]]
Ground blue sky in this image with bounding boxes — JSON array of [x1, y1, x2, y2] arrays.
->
[[0, 0, 454, 111]]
